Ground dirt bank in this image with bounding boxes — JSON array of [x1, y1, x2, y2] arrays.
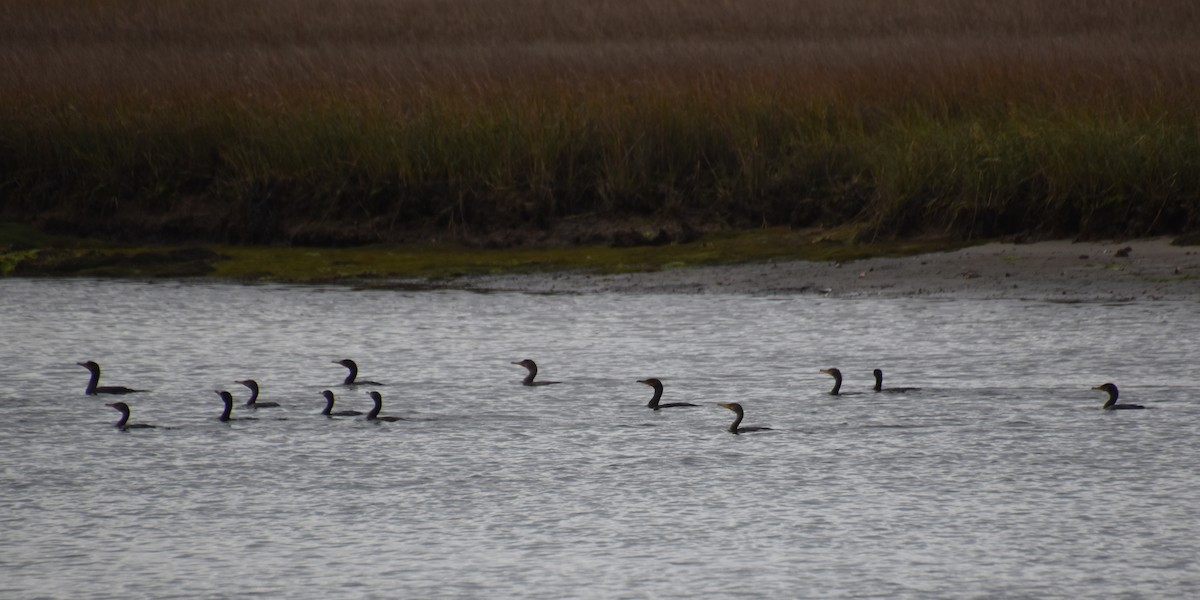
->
[[417, 238, 1200, 301]]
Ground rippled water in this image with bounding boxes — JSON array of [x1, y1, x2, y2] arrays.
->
[[2, 279, 1198, 598]]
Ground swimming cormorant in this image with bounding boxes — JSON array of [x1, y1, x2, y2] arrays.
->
[[512, 359, 560, 386], [872, 369, 920, 393], [638, 378, 697, 410], [820, 368, 859, 396], [333, 359, 383, 386], [365, 391, 403, 422], [106, 401, 156, 430], [320, 390, 363, 417], [78, 361, 144, 395], [236, 379, 281, 409], [1092, 383, 1145, 410], [215, 390, 257, 422], [718, 402, 772, 434]]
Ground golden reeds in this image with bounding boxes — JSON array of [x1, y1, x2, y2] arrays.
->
[[2, 0, 1198, 242]]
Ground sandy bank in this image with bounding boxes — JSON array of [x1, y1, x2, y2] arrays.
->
[[433, 238, 1200, 300]]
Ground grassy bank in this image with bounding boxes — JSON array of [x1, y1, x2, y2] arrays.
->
[[2, 1, 1199, 245], [0, 223, 969, 281]]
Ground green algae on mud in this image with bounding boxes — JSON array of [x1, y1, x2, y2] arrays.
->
[[1, 225, 971, 283], [215, 230, 969, 282]]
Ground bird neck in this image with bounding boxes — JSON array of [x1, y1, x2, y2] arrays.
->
[[646, 383, 663, 408], [85, 368, 100, 395], [829, 375, 842, 395], [244, 385, 259, 405], [343, 366, 358, 385], [1103, 387, 1118, 409], [115, 408, 130, 428], [522, 365, 537, 386], [728, 410, 744, 434], [321, 397, 334, 415], [873, 372, 882, 392], [366, 397, 382, 420], [220, 399, 233, 421]]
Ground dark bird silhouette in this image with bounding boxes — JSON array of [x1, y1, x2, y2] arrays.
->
[[320, 389, 363, 417], [215, 390, 257, 422], [1092, 383, 1145, 410], [872, 369, 920, 393], [106, 401, 156, 430], [638, 378, 697, 410], [366, 391, 403, 422], [512, 359, 560, 386], [236, 379, 280, 409], [333, 359, 383, 386], [78, 361, 144, 395], [820, 368, 860, 396], [718, 402, 772, 435]]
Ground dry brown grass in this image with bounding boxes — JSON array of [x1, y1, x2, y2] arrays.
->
[[4, 0, 1200, 108], [3, 1, 1199, 244]]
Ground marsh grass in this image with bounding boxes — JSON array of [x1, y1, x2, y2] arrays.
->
[[3, 0, 1199, 244]]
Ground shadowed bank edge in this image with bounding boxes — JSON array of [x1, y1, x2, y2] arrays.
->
[[0, 224, 982, 282]]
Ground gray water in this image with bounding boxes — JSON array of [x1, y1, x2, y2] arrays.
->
[[1, 278, 1198, 599]]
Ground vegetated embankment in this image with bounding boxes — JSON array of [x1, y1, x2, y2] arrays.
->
[[2, 0, 1199, 248]]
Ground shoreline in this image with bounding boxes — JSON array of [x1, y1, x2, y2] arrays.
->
[[415, 238, 1200, 300], [6, 230, 1199, 301]]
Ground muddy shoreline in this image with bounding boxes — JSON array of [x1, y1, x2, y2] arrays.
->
[[410, 238, 1200, 301]]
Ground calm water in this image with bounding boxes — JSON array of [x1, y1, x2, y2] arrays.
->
[[2, 279, 1199, 598]]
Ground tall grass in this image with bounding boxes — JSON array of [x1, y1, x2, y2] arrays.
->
[[2, 0, 1199, 243]]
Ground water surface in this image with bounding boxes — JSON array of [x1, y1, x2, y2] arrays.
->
[[1, 279, 1198, 598]]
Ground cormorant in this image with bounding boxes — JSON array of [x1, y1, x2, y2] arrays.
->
[[820, 368, 859, 396], [236, 379, 280, 408], [333, 359, 383, 386], [1092, 383, 1145, 410], [215, 390, 256, 422], [512, 359, 560, 386], [106, 401, 156, 430], [320, 390, 363, 417], [638, 378, 697, 410], [718, 402, 772, 434], [366, 391, 403, 422], [78, 361, 144, 395], [872, 369, 920, 393]]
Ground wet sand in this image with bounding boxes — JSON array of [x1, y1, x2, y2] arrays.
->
[[445, 238, 1200, 300]]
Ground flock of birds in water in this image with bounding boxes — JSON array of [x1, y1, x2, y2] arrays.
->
[[83, 357, 1146, 435]]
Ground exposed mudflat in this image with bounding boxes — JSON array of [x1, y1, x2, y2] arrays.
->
[[429, 238, 1200, 300]]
